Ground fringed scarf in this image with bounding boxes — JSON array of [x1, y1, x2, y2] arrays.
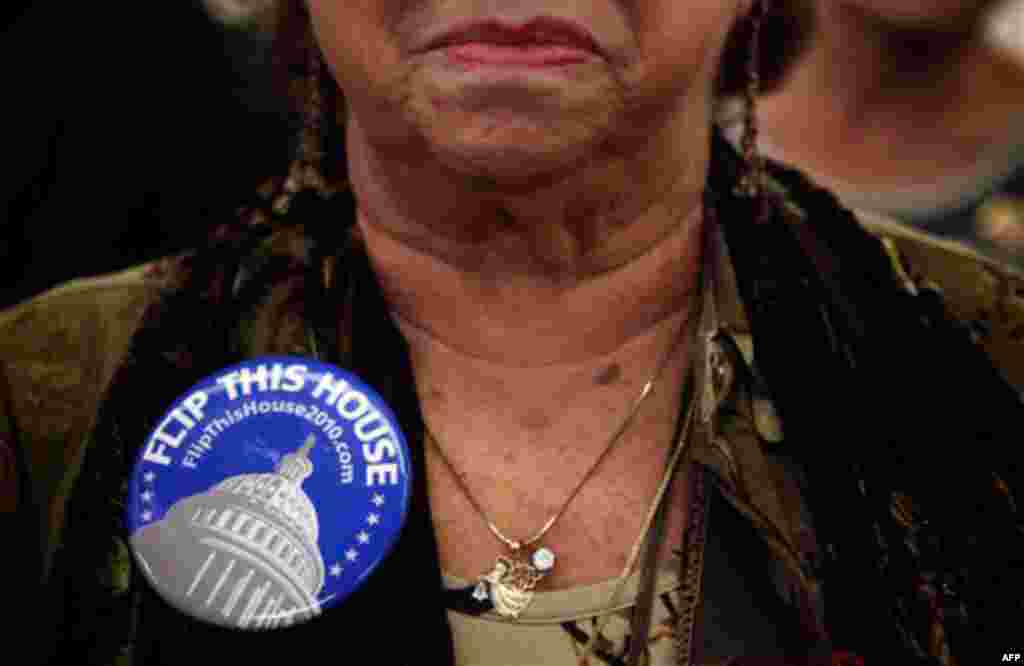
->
[[45, 133, 1022, 665]]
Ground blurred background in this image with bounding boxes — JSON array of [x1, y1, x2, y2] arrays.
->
[[2, 0, 1023, 308], [0, 1, 289, 307]]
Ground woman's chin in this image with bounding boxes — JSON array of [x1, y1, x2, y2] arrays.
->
[[419, 116, 606, 189]]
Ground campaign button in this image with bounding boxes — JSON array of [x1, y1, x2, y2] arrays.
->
[[126, 357, 411, 630]]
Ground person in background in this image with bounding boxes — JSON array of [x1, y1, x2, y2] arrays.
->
[[746, 0, 1024, 269]]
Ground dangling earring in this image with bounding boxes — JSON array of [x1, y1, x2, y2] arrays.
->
[[736, 0, 768, 221], [273, 34, 333, 217]]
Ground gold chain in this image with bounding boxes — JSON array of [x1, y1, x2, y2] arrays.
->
[[423, 312, 691, 557]]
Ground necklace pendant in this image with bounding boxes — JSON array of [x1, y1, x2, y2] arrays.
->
[[477, 547, 556, 618], [530, 546, 556, 573]]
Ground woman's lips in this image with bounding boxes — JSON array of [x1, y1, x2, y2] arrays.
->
[[444, 43, 591, 67], [420, 17, 604, 67]]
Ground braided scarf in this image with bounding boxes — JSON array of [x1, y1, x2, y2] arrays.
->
[[45, 134, 1022, 665]]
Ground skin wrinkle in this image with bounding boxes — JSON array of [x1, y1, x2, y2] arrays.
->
[[364, 213, 702, 365], [355, 132, 694, 282]]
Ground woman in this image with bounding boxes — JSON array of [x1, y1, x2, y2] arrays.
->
[[747, 0, 1024, 268], [3, 1, 1022, 665]]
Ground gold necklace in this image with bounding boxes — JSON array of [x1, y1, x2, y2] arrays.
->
[[424, 318, 690, 619]]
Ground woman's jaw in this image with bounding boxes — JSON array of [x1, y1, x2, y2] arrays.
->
[[308, 0, 741, 186]]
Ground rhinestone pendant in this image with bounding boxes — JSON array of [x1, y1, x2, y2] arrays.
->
[[477, 548, 556, 618], [531, 547, 556, 573]]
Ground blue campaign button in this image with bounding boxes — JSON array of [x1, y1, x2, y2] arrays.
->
[[126, 357, 411, 630]]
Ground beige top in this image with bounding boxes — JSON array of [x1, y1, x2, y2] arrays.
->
[[445, 568, 688, 666]]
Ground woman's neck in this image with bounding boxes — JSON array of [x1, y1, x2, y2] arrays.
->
[[346, 112, 708, 371], [342, 106, 707, 461]]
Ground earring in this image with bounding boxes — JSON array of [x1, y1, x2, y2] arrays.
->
[[273, 35, 333, 216], [736, 0, 767, 210]]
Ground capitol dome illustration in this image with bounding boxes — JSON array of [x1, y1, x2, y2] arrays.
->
[[132, 433, 326, 629]]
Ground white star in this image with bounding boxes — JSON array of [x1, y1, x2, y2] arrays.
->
[[141, 510, 153, 522], [144, 472, 156, 483], [356, 531, 370, 545], [329, 563, 343, 577], [345, 548, 359, 562], [366, 513, 380, 526], [141, 490, 154, 503], [371, 494, 385, 507]]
